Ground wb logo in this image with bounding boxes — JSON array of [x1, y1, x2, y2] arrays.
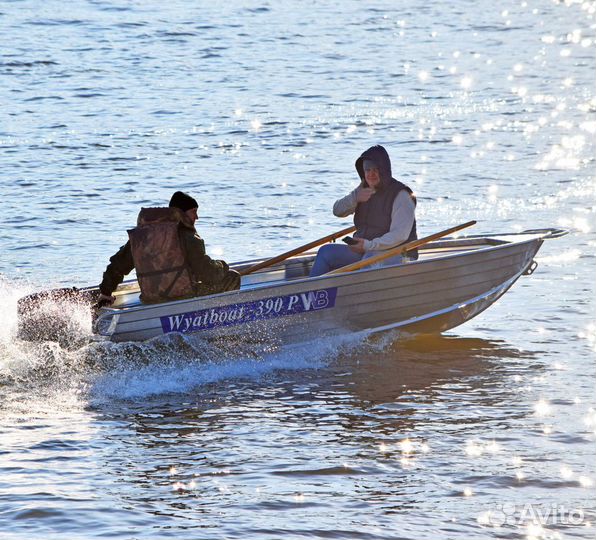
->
[[300, 290, 330, 310]]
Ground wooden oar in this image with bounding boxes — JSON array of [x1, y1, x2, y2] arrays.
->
[[239, 224, 357, 276], [326, 220, 477, 275]]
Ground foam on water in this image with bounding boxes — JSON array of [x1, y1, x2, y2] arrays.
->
[[0, 275, 31, 345], [87, 332, 364, 403], [0, 276, 370, 409]]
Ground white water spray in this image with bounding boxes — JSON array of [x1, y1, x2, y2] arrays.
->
[[0, 276, 374, 409]]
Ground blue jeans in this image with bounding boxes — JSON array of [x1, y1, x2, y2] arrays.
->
[[309, 244, 406, 277]]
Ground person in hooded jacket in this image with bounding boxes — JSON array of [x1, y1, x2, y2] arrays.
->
[[97, 191, 240, 305], [310, 145, 418, 277]]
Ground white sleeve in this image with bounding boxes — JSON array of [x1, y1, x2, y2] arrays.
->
[[332, 188, 359, 217], [362, 190, 416, 252]]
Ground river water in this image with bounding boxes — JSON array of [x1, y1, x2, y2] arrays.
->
[[1, 1, 595, 539]]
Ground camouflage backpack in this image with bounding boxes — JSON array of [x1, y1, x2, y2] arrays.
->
[[128, 207, 196, 303]]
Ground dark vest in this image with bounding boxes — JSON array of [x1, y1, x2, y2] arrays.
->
[[354, 179, 418, 259]]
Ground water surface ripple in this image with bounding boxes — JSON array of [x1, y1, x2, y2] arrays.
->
[[1, 1, 595, 539]]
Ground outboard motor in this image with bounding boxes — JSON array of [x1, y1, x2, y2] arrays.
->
[[17, 287, 100, 345]]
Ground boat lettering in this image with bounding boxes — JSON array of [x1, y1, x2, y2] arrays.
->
[[160, 287, 337, 335], [300, 290, 331, 310]]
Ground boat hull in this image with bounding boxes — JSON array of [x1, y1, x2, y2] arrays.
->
[[95, 234, 544, 343]]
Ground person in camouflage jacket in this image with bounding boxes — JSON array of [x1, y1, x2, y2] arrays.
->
[[98, 191, 240, 304]]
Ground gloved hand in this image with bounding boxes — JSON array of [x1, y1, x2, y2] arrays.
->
[[97, 293, 116, 307]]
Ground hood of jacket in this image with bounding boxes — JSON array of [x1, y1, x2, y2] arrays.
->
[[137, 207, 196, 231], [355, 145, 393, 190]]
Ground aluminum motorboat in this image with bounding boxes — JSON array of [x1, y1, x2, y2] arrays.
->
[[82, 228, 565, 343]]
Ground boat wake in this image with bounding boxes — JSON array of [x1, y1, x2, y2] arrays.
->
[[0, 276, 367, 410]]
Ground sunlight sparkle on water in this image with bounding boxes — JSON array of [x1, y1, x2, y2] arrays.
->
[[400, 455, 415, 468], [567, 29, 582, 43], [460, 76, 473, 90], [399, 438, 414, 454], [572, 216, 591, 233], [580, 120, 596, 134], [535, 135, 585, 170], [557, 215, 591, 234], [465, 440, 484, 457], [578, 323, 596, 351], [486, 440, 501, 454], [534, 400, 552, 417], [579, 476, 594, 488], [526, 521, 546, 540], [583, 408, 596, 429], [560, 465, 574, 480], [477, 512, 491, 526], [536, 247, 581, 264]]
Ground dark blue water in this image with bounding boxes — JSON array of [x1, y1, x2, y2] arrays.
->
[[1, 1, 595, 538]]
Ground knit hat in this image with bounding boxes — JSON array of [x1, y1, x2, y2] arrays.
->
[[169, 191, 198, 212]]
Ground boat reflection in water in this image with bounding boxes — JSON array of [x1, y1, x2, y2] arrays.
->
[[88, 333, 533, 521], [333, 333, 532, 405]]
